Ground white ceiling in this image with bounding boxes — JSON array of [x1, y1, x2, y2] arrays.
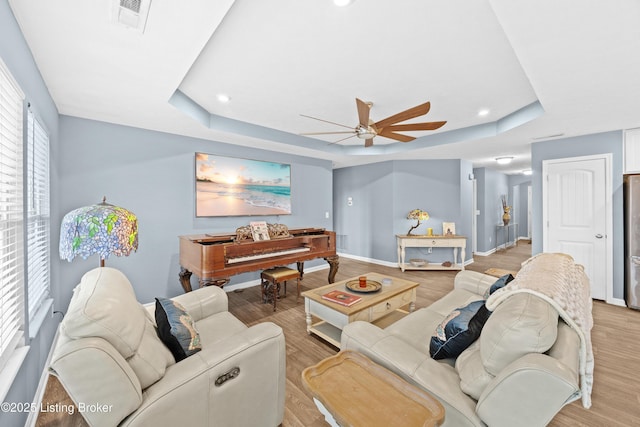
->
[[8, 0, 640, 172]]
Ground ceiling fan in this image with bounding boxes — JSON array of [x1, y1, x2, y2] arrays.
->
[[301, 98, 447, 147]]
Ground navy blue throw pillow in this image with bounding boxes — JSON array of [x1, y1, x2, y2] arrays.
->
[[483, 273, 515, 299], [430, 300, 492, 360], [155, 298, 202, 362]]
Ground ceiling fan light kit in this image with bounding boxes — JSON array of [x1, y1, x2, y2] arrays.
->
[[216, 93, 231, 103], [301, 98, 447, 148], [496, 156, 514, 165]]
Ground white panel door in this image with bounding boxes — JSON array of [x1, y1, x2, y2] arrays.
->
[[545, 158, 607, 300]]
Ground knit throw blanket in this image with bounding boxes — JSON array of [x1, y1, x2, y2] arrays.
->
[[486, 253, 594, 408]]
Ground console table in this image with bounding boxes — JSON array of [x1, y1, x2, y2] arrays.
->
[[396, 235, 467, 272], [495, 223, 519, 251]]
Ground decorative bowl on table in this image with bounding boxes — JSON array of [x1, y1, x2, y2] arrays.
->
[[345, 280, 382, 293], [409, 258, 428, 267]]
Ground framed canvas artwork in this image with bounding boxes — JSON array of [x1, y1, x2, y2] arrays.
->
[[443, 222, 456, 236], [195, 152, 291, 217]]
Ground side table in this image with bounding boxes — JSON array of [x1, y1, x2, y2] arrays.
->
[[495, 223, 519, 251], [301, 351, 445, 427], [396, 235, 467, 271]]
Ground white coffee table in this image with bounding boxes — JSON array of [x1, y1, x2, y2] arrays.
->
[[301, 272, 419, 348]]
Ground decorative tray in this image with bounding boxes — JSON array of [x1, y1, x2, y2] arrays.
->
[[345, 280, 382, 293]]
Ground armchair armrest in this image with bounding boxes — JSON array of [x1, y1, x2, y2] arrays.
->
[[50, 337, 143, 427], [122, 322, 286, 427], [454, 270, 497, 296], [170, 285, 228, 322], [476, 353, 580, 427]]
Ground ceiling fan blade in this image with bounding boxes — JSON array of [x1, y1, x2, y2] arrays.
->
[[301, 131, 356, 136], [374, 102, 431, 129], [300, 114, 354, 130], [385, 121, 447, 132], [356, 98, 370, 128], [364, 138, 374, 147], [377, 129, 416, 143], [328, 134, 357, 145]]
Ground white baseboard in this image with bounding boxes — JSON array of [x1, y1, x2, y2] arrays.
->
[[338, 252, 475, 268], [607, 297, 626, 307], [473, 248, 496, 257], [337, 252, 397, 268]]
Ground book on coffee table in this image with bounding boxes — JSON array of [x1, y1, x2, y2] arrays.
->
[[322, 290, 362, 307]]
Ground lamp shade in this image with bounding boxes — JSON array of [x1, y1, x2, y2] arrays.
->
[[59, 198, 138, 265], [407, 209, 429, 221]]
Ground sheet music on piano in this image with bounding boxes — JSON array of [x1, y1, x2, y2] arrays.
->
[[250, 221, 270, 241]]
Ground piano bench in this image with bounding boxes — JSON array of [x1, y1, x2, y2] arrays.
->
[[260, 267, 301, 311]]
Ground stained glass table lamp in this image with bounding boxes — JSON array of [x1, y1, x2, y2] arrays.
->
[[59, 197, 138, 267], [406, 209, 429, 235]]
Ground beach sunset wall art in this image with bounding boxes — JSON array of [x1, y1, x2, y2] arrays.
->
[[195, 152, 292, 217]]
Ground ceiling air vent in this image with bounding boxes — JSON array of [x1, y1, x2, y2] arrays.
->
[[114, 0, 152, 33], [120, 0, 142, 13]]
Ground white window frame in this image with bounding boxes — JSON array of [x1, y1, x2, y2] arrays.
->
[[25, 109, 51, 338], [0, 57, 28, 401]]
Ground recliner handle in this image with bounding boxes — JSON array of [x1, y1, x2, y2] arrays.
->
[[215, 367, 240, 386]]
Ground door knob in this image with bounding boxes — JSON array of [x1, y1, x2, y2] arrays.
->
[[595, 234, 603, 239]]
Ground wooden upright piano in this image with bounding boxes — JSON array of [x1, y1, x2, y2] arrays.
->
[[178, 227, 339, 292]]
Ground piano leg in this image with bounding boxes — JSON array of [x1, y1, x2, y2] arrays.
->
[[325, 255, 340, 283], [199, 278, 230, 288], [297, 256, 340, 283], [179, 268, 193, 293], [179, 268, 229, 293]]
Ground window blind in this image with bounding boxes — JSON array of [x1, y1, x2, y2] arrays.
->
[[0, 59, 25, 371], [26, 110, 50, 321]]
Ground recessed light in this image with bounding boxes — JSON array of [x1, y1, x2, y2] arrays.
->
[[334, 0, 353, 6], [216, 94, 231, 103], [478, 109, 490, 117], [522, 169, 532, 175], [496, 157, 513, 165]]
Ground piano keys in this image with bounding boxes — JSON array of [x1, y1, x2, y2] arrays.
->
[[178, 227, 339, 292]]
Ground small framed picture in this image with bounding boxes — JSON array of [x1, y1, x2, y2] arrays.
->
[[443, 222, 456, 236]]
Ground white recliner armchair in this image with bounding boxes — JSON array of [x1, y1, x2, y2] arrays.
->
[[50, 267, 286, 427]]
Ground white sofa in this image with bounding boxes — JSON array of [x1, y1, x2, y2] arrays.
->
[[50, 267, 286, 427], [341, 253, 592, 427]]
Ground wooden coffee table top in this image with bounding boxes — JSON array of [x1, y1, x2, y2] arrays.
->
[[301, 272, 419, 315], [302, 351, 445, 427]]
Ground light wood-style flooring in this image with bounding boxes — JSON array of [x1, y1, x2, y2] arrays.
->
[[37, 242, 640, 426]]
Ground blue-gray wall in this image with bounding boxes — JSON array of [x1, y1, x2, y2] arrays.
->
[[334, 159, 474, 265], [473, 167, 510, 252], [508, 174, 532, 239], [531, 131, 624, 300], [1, 2, 60, 426], [58, 116, 334, 305]]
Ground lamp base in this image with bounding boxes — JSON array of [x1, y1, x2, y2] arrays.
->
[[407, 221, 421, 236]]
